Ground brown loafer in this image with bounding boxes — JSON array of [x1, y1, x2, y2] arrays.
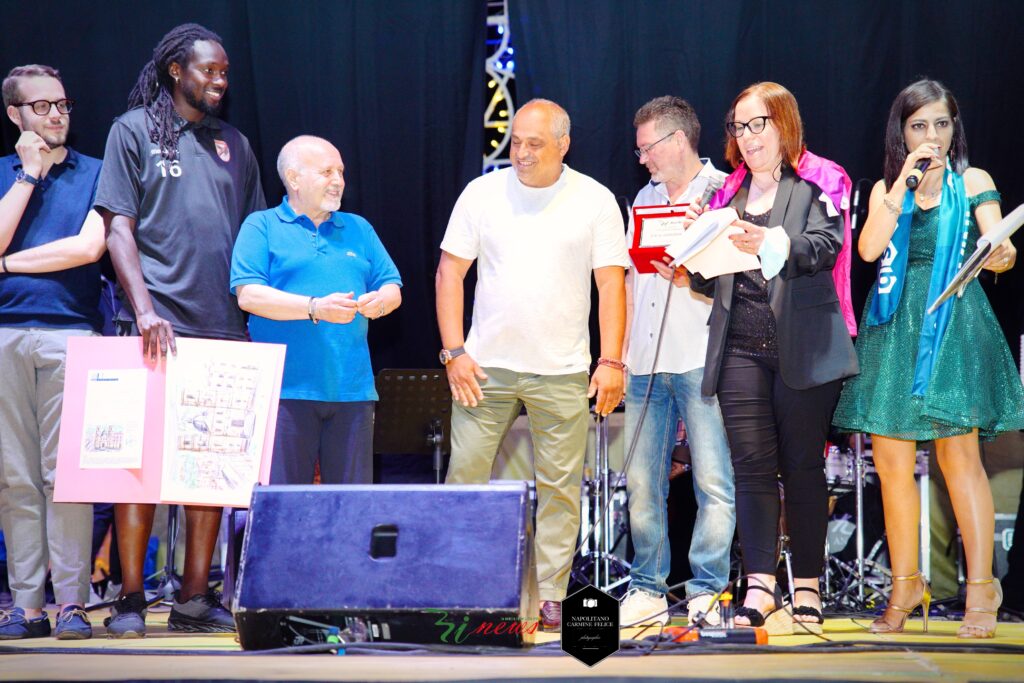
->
[[540, 600, 561, 632]]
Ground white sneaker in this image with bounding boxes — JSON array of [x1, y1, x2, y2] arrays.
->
[[619, 588, 669, 627], [687, 593, 722, 626]]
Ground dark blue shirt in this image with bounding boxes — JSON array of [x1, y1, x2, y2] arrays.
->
[[0, 148, 103, 331]]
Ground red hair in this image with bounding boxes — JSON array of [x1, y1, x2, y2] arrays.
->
[[724, 82, 805, 169]]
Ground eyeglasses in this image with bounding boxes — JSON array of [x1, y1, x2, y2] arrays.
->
[[14, 99, 74, 116], [725, 115, 772, 138], [634, 130, 678, 158]]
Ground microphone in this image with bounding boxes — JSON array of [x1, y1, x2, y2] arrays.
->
[[696, 178, 724, 208], [905, 159, 931, 190]]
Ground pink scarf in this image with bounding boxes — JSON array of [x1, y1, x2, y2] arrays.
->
[[708, 150, 857, 336]]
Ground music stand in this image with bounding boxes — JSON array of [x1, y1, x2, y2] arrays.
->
[[373, 369, 452, 484]]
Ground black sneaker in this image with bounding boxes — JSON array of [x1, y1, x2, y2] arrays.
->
[[104, 591, 148, 639], [168, 589, 235, 633]]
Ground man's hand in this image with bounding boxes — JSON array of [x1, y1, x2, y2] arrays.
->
[[316, 292, 359, 324], [650, 255, 690, 287], [136, 311, 176, 361], [355, 290, 385, 319], [446, 353, 488, 408], [588, 364, 624, 416], [15, 131, 48, 178]]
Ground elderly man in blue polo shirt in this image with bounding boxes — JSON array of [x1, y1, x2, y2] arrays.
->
[[231, 135, 402, 484], [0, 64, 105, 640]]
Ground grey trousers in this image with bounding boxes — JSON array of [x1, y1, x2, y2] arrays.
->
[[0, 327, 95, 608]]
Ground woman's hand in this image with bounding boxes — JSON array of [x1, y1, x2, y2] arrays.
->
[[682, 198, 707, 228], [983, 240, 1017, 274], [728, 219, 767, 255], [898, 142, 943, 185]]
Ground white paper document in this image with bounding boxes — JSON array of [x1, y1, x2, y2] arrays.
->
[[665, 207, 760, 278], [639, 214, 688, 248], [80, 369, 147, 469], [161, 339, 279, 504]]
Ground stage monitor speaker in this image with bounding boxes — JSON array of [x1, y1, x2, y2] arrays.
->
[[234, 482, 536, 649]]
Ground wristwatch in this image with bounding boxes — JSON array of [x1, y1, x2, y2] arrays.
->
[[439, 346, 466, 365], [15, 170, 40, 186]]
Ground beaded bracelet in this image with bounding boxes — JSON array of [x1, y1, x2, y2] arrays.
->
[[597, 357, 626, 371]]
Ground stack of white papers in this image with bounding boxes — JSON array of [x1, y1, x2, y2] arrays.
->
[[665, 207, 760, 278]]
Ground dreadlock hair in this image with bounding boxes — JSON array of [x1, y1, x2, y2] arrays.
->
[[127, 23, 222, 160]]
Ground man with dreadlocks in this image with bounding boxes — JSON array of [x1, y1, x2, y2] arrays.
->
[[94, 23, 265, 638]]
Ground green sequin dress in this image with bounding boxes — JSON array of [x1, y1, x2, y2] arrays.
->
[[833, 190, 1024, 441]]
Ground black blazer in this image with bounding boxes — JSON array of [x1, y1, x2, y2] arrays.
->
[[692, 168, 859, 397]]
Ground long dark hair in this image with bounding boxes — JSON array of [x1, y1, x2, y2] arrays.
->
[[883, 79, 968, 190], [127, 23, 222, 160]]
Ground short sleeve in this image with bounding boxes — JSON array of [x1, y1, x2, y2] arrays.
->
[[93, 119, 143, 219], [229, 213, 271, 293], [240, 136, 267, 215], [439, 187, 480, 260], [591, 190, 629, 269], [357, 217, 402, 291]]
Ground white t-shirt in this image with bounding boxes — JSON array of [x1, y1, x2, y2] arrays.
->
[[441, 165, 629, 375], [626, 160, 727, 375]]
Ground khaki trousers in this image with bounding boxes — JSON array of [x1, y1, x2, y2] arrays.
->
[[446, 367, 589, 601]]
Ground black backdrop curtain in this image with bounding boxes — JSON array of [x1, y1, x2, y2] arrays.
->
[[3, 1, 1022, 367], [0, 0, 485, 369], [512, 0, 1024, 357]]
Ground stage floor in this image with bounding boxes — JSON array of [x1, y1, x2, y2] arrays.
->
[[2, 607, 1023, 682]]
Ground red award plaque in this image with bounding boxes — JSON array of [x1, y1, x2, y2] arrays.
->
[[629, 203, 690, 274]]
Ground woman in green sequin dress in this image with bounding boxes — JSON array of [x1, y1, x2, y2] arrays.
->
[[833, 80, 1023, 639]]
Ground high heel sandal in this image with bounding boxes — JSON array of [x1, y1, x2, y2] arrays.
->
[[958, 577, 1002, 639], [734, 583, 793, 636], [792, 587, 824, 635], [870, 571, 931, 634]]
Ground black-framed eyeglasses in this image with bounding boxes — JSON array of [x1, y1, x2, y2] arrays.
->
[[634, 130, 678, 158], [14, 99, 74, 116], [725, 115, 772, 138]]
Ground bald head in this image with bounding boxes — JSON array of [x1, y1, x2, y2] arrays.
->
[[509, 99, 571, 188], [277, 135, 337, 185], [516, 98, 571, 139], [278, 135, 346, 220]]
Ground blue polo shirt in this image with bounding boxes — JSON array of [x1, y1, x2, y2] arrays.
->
[[0, 148, 102, 331], [230, 199, 402, 402]]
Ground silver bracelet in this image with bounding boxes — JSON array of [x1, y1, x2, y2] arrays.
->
[[883, 198, 902, 217]]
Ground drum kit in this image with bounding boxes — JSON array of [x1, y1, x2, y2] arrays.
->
[[819, 436, 930, 611], [571, 412, 933, 613]]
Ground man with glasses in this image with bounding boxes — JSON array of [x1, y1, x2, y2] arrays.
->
[[0, 64, 105, 640], [618, 96, 734, 628]]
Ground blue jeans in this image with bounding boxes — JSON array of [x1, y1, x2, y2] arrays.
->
[[624, 368, 735, 598]]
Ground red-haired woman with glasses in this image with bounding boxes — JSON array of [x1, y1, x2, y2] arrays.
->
[[685, 82, 858, 634]]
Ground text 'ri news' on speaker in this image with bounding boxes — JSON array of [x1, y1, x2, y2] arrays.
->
[[233, 482, 537, 649]]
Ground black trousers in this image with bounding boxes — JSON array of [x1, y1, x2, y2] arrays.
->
[[269, 399, 374, 485], [716, 354, 842, 577]]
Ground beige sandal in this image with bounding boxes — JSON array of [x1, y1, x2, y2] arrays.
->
[[958, 577, 1002, 639], [870, 571, 931, 634]]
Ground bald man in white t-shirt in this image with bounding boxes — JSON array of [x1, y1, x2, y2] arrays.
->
[[436, 99, 628, 632]]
